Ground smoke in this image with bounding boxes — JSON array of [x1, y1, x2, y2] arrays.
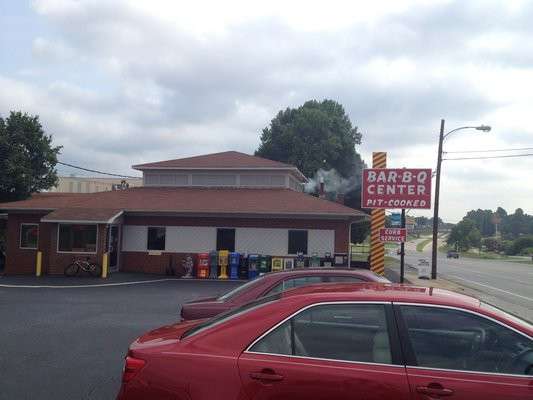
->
[[304, 168, 361, 194]]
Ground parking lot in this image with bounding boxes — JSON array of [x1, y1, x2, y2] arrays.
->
[[0, 276, 241, 400]]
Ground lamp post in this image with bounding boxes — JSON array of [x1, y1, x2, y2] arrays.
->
[[431, 119, 491, 279]]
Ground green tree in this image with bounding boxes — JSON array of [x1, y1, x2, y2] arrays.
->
[[447, 219, 481, 251], [501, 208, 532, 238], [256, 99, 363, 179], [464, 209, 495, 237], [0, 111, 61, 202]]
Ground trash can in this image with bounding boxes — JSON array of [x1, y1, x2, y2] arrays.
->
[[248, 254, 260, 280], [322, 252, 333, 267], [283, 257, 294, 270], [218, 250, 229, 279], [229, 252, 240, 280], [238, 256, 249, 279], [271, 257, 283, 272], [310, 252, 320, 268], [259, 255, 271, 275], [197, 252, 210, 278], [209, 250, 218, 279]]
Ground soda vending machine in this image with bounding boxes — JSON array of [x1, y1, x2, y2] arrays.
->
[[238, 255, 248, 279], [248, 254, 259, 279], [218, 250, 229, 279], [259, 255, 271, 275], [229, 252, 240, 279], [181, 254, 194, 278], [197, 253, 210, 278], [209, 250, 218, 279]]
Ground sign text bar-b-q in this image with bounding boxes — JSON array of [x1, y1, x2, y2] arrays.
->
[[361, 168, 432, 209]]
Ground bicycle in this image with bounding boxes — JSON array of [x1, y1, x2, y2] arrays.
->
[[64, 257, 102, 277]]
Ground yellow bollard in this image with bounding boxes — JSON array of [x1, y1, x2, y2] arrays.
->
[[35, 251, 42, 277], [102, 252, 108, 279]]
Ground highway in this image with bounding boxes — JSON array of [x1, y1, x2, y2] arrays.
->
[[400, 239, 533, 322]]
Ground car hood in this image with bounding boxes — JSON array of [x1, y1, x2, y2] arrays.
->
[[130, 319, 205, 351]]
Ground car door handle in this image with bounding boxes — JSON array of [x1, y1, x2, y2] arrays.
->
[[249, 369, 284, 382], [416, 383, 454, 397]]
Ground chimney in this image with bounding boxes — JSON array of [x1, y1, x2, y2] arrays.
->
[[336, 193, 345, 204], [319, 177, 325, 198]]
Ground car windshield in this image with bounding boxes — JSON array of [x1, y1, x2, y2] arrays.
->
[[182, 294, 281, 339], [217, 275, 267, 301]]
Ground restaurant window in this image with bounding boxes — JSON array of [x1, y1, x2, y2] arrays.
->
[[20, 224, 39, 249], [147, 227, 166, 251], [288, 230, 308, 254], [58, 224, 97, 253], [217, 228, 235, 252]]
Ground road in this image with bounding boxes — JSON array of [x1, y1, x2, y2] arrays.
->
[[399, 238, 533, 322]]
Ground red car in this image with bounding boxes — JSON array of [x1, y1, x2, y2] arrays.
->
[[180, 268, 390, 320], [118, 283, 533, 399]]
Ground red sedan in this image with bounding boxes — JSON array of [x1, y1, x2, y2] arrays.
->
[[180, 268, 390, 320], [118, 283, 533, 399]]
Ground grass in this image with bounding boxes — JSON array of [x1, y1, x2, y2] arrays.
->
[[416, 238, 432, 252], [438, 244, 533, 264]]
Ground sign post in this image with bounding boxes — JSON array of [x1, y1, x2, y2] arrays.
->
[[363, 165, 432, 281]]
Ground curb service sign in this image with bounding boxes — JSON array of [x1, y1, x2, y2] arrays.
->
[[362, 168, 432, 209]]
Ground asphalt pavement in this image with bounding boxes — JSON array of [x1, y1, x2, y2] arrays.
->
[[0, 276, 241, 400], [399, 238, 533, 322]]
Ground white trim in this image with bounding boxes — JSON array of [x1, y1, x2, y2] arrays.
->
[[56, 223, 98, 254], [41, 210, 124, 225], [395, 302, 533, 378], [19, 223, 39, 250], [245, 301, 391, 353]]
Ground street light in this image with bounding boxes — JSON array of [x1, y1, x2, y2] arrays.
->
[[431, 119, 491, 279]]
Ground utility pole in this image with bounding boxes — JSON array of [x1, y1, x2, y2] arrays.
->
[[400, 208, 406, 283], [431, 119, 445, 280]]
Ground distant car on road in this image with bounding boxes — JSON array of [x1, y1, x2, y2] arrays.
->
[[118, 283, 533, 400], [180, 268, 389, 321], [447, 250, 459, 259]]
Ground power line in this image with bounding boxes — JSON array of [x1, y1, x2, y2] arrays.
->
[[57, 161, 141, 179], [444, 147, 533, 154], [443, 153, 533, 161]]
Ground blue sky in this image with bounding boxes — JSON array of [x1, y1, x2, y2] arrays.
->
[[1, 0, 532, 222]]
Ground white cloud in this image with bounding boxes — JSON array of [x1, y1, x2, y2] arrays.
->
[[0, 0, 531, 222]]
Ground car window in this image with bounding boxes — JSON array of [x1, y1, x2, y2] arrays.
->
[[400, 305, 533, 376], [182, 294, 280, 339], [249, 303, 392, 365], [265, 276, 324, 296], [217, 275, 267, 301]]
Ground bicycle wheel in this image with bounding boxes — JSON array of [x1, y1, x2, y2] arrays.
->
[[64, 263, 79, 277], [89, 263, 102, 277]]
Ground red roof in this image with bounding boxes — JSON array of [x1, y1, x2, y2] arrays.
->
[[132, 151, 295, 170], [0, 187, 366, 220]]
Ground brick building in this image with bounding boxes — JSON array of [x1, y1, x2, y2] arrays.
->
[[0, 151, 366, 276]]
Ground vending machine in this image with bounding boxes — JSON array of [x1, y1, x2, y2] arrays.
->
[[310, 252, 320, 268], [209, 250, 218, 279], [181, 254, 194, 278], [197, 253, 210, 278], [238, 256, 249, 279], [322, 252, 333, 267], [259, 255, 271, 275], [295, 252, 306, 268], [248, 254, 259, 279], [283, 257, 294, 270], [218, 250, 229, 279], [271, 257, 283, 272], [229, 252, 240, 279]]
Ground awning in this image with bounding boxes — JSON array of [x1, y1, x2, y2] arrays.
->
[[41, 208, 123, 224]]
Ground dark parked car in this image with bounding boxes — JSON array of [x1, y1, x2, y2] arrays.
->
[[180, 268, 389, 320], [118, 283, 533, 400], [447, 250, 459, 259]]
